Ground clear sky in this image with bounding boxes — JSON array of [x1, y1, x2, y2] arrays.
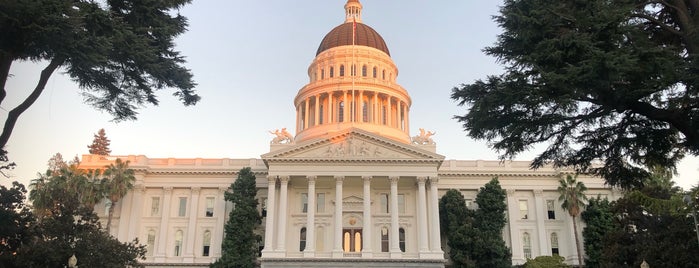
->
[[2, 1, 697, 190]]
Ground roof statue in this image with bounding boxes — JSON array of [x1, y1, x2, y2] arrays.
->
[[269, 128, 294, 144], [412, 128, 436, 145]]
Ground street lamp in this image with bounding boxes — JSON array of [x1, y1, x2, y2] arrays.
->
[[683, 194, 699, 247]]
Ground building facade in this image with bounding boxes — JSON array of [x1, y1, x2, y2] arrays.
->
[[80, 1, 619, 267]]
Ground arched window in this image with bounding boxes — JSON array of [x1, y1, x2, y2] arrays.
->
[[203, 230, 211, 256], [382, 105, 387, 125], [330, 67, 334, 78], [339, 101, 345, 122], [313, 71, 317, 81], [382, 70, 386, 80], [147, 229, 156, 256], [362, 101, 368, 122], [339, 65, 345, 76], [522, 232, 532, 259], [321, 68, 325, 79], [319, 104, 324, 124], [300, 227, 307, 251], [174, 230, 183, 256], [399, 228, 406, 252], [381, 227, 389, 252], [362, 65, 367, 77], [551, 232, 559, 255], [373, 67, 377, 78], [354, 231, 362, 252]]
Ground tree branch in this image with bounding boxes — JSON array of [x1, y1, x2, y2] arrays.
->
[[630, 13, 683, 36], [0, 54, 12, 105], [0, 57, 65, 150]]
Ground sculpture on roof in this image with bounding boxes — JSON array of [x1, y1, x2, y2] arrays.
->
[[412, 128, 436, 145], [270, 128, 294, 144]]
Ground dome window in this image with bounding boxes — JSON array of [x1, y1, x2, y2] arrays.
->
[[372, 67, 377, 78], [330, 67, 335, 78], [340, 65, 345, 77], [362, 65, 367, 77]]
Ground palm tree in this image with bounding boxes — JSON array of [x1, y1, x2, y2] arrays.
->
[[104, 158, 135, 234], [558, 174, 587, 267]]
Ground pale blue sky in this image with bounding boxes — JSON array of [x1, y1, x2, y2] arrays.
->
[[2, 1, 697, 189]]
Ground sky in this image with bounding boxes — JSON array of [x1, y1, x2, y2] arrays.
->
[[2, 1, 697, 190]]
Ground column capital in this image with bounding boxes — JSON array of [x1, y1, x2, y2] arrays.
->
[[362, 175, 372, 182], [416, 176, 428, 184], [389, 176, 400, 184], [134, 184, 146, 193], [507, 189, 516, 195], [534, 189, 544, 197], [163, 186, 173, 193], [307, 175, 317, 182], [267, 175, 277, 183], [428, 177, 439, 184], [278, 175, 290, 183], [218, 187, 228, 194], [334, 175, 344, 182], [191, 187, 201, 194]]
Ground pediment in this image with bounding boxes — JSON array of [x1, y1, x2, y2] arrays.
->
[[261, 128, 444, 163]]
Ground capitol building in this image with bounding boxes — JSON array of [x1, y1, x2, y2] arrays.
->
[[79, 1, 618, 267]]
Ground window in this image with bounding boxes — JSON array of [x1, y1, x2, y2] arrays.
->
[[147, 230, 156, 256], [372, 67, 377, 78], [319, 104, 324, 124], [399, 228, 406, 252], [151, 197, 160, 216], [398, 194, 405, 214], [362, 65, 367, 77], [382, 106, 387, 125], [261, 197, 268, 217], [343, 229, 362, 252], [206, 197, 215, 217], [339, 65, 345, 76], [551, 232, 559, 256], [519, 200, 528, 219], [203, 230, 211, 256], [547, 200, 556, 219], [313, 71, 317, 81], [330, 66, 334, 77], [523, 232, 532, 259], [317, 193, 325, 213], [178, 197, 187, 217], [362, 101, 368, 122], [301, 193, 308, 213], [465, 199, 474, 209], [339, 101, 344, 122], [321, 68, 325, 79], [382, 70, 386, 80], [174, 230, 183, 256], [380, 193, 389, 213], [300, 227, 307, 251], [381, 227, 389, 252]]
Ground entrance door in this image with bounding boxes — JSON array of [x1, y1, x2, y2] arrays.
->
[[342, 228, 362, 252]]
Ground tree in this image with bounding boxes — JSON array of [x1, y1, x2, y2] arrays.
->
[[581, 197, 614, 268], [523, 255, 571, 268], [104, 158, 135, 234], [451, 0, 699, 189], [0, 0, 200, 158], [469, 178, 511, 268], [439, 189, 475, 267], [212, 167, 261, 268], [557, 175, 587, 267], [0, 181, 34, 266], [88, 128, 112, 155]]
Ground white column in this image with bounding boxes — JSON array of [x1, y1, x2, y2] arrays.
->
[[305, 176, 317, 257], [213, 187, 227, 258], [328, 92, 334, 124], [155, 187, 173, 261], [332, 175, 344, 257], [183, 187, 200, 261], [507, 189, 522, 262], [314, 95, 320, 126], [127, 184, 145, 240], [534, 189, 548, 256], [387, 96, 392, 127], [343, 91, 349, 123], [276, 176, 289, 253], [304, 99, 310, 129], [362, 176, 373, 257], [262, 176, 277, 255], [428, 178, 443, 253], [416, 177, 429, 255], [389, 176, 401, 257]]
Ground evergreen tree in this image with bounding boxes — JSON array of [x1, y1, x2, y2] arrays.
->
[[451, 0, 699, 189], [581, 197, 614, 268], [212, 167, 261, 268], [0, 0, 200, 159], [469, 178, 511, 268], [0, 181, 34, 266], [439, 189, 475, 267], [88, 128, 112, 155]]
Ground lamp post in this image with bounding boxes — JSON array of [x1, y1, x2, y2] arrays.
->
[[683, 194, 699, 248]]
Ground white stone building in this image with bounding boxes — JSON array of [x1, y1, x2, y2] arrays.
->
[[81, 1, 619, 267]]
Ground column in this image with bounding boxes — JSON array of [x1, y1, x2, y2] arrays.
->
[[304, 98, 310, 129], [332, 175, 344, 257], [127, 184, 145, 240], [428, 178, 443, 253], [402, 102, 407, 131], [506, 189, 522, 262], [305, 176, 317, 257], [534, 189, 548, 256], [296, 106, 301, 131], [362, 176, 373, 257], [343, 91, 348, 123], [358, 90, 364, 122], [314, 95, 320, 126], [416, 177, 429, 254], [387, 96, 392, 127], [155, 187, 173, 261], [262, 176, 277, 254], [328, 92, 334, 124], [183, 187, 200, 261], [389, 176, 401, 257], [213, 187, 228, 257], [276, 176, 289, 253]]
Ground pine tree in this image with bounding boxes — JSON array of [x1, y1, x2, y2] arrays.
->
[[581, 197, 614, 268], [211, 167, 261, 268], [88, 128, 111, 155], [469, 178, 511, 268]]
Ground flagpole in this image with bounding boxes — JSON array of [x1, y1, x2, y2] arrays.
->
[[352, 17, 356, 123]]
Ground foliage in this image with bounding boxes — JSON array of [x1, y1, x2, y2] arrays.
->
[[0, 181, 34, 266], [439, 179, 511, 268], [557, 175, 587, 267], [20, 168, 145, 267], [581, 197, 614, 268], [599, 178, 699, 267], [103, 158, 135, 234], [211, 167, 261, 268], [88, 128, 111, 155], [451, 0, 699, 189], [0, 0, 200, 157], [523, 255, 571, 268]]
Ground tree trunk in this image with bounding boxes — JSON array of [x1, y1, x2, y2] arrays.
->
[[572, 215, 584, 267], [106, 201, 116, 234]]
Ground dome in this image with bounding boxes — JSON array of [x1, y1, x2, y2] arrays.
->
[[316, 22, 390, 56]]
